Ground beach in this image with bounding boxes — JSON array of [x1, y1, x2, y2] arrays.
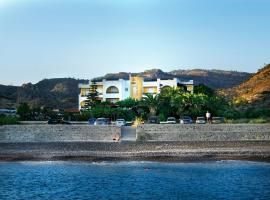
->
[[1, 140, 270, 162]]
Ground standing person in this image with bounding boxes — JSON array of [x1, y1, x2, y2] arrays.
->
[[206, 111, 211, 124]]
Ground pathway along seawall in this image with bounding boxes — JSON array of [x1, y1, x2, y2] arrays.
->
[[1, 124, 270, 162]]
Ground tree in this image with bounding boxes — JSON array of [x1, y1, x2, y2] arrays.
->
[[16, 103, 31, 120], [141, 93, 159, 116], [194, 84, 214, 96], [159, 87, 182, 118], [84, 81, 99, 109], [116, 98, 138, 109]]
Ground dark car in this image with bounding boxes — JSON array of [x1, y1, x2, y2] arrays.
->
[[148, 116, 160, 124], [88, 118, 96, 125], [94, 118, 111, 125], [47, 119, 71, 124], [180, 116, 193, 124], [212, 117, 224, 124]]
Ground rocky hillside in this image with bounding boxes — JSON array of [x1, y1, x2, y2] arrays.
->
[[94, 68, 251, 89], [0, 78, 88, 109], [0, 85, 18, 108], [170, 69, 251, 89], [220, 64, 270, 107], [0, 68, 252, 109]]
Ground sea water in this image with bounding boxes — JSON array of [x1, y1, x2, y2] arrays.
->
[[0, 161, 270, 200]]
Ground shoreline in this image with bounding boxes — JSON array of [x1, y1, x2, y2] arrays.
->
[[1, 156, 270, 163], [1, 141, 270, 162]]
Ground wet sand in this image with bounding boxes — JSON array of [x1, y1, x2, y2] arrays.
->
[[1, 141, 270, 162]]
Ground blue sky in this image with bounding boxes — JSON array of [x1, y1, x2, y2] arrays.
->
[[0, 0, 269, 85]]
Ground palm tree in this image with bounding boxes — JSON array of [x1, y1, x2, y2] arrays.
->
[[141, 93, 159, 115], [159, 87, 183, 117]]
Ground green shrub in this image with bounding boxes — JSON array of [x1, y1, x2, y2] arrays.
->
[[249, 118, 269, 124], [0, 115, 20, 125], [158, 113, 166, 122], [225, 117, 269, 124]]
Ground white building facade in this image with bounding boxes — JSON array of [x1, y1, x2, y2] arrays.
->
[[78, 76, 193, 110]]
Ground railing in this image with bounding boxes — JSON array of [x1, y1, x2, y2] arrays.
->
[[143, 92, 157, 95]]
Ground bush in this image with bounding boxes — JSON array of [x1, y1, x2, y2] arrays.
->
[[0, 115, 19, 125], [249, 118, 269, 124], [225, 117, 269, 124], [244, 108, 270, 118], [158, 113, 166, 122]]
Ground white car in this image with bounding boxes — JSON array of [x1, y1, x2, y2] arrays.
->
[[116, 119, 126, 126], [166, 117, 176, 124], [196, 117, 206, 124]]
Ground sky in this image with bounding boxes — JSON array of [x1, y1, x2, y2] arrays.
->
[[0, 0, 269, 86]]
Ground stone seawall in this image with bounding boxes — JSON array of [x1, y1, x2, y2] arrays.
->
[[1, 124, 270, 162], [136, 124, 270, 141], [0, 125, 121, 142], [1, 124, 270, 142]]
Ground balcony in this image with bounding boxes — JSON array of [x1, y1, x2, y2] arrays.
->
[[143, 92, 157, 95]]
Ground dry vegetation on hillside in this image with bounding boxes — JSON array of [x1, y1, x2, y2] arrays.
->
[[220, 64, 270, 108]]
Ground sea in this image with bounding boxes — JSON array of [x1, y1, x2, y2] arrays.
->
[[0, 161, 270, 200]]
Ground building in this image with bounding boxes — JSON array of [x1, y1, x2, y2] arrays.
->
[[78, 75, 193, 110]]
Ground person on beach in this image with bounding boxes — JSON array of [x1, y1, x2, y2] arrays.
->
[[206, 111, 211, 124]]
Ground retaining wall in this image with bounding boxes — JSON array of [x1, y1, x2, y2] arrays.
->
[[0, 125, 121, 142], [136, 124, 270, 141]]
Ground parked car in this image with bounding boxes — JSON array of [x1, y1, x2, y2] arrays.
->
[[116, 119, 126, 126], [212, 117, 224, 124], [47, 119, 71, 125], [148, 116, 160, 124], [94, 118, 110, 125], [195, 117, 206, 124], [180, 116, 193, 124], [166, 117, 176, 124], [88, 118, 96, 125]]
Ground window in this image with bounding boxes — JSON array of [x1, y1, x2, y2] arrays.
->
[[106, 98, 119, 103], [148, 88, 154, 93], [106, 86, 119, 93], [81, 89, 89, 97], [132, 86, 137, 95]]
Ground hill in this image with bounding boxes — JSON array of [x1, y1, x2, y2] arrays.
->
[[0, 69, 252, 109], [0, 78, 88, 109], [170, 69, 250, 89], [220, 64, 270, 107], [93, 68, 251, 89], [0, 85, 18, 108]]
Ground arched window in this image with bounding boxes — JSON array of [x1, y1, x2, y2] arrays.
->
[[106, 86, 119, 94]]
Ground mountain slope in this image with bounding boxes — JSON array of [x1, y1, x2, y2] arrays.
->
[[93, 69, 251, 89], [170, 69, 250, 89], [0, 78, 88, 109], [0, 85, 18, 108], [220, 64, 270, 107]]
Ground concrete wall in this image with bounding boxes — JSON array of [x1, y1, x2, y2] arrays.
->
[[136, 124, 270, 141], [0, 125, 121, 142], [1, 124, 270, 142]]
